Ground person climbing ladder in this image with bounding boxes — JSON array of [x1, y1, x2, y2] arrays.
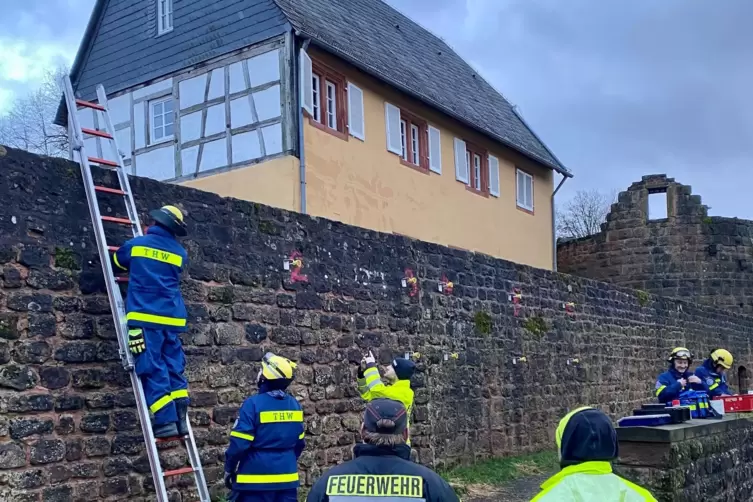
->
[[111, 204, 190, 438]]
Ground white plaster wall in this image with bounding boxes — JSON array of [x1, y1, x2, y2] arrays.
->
[[199, 138, 226, 173], [181, 112, 202, 143], [181, 145, 200, 175], [254, 85, 281, 122], [134, 104, 146, 150], [135, 145, 175, 180], [247, 49, 280, 87], [261, 123, 282, 155], [179, 74, 207, 110], [208, 68, 224, 100], [133, 78, 173, 100], [232, 131, 263, 164], [205, 104, 226, 136], [108, 93, 131, 125], [229, 62, 245, 94], [115, 128, 132, 160], [230, 97, 254, 128]]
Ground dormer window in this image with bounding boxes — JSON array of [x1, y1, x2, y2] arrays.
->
[[157, 0, 173, 35]]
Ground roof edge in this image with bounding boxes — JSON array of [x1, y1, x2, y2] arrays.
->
[[511, 106, 573, 178], [299, 33, 572, 177], [54, 0, 108, 126]]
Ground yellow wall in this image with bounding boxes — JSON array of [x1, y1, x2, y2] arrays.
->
[[179, 155, 299, 211], [304, 50, 555, 270]]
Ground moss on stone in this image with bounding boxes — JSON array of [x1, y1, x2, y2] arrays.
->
[[258, 220, 278, 235], [637, 290, 650, 307], [54, 247, 79, 270], [702, 216, 713, 224], [523, 316, 548, 336], [473, 311, 492, 335]]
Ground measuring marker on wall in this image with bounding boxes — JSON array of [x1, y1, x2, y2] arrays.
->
[[283, 251, 308, 283]]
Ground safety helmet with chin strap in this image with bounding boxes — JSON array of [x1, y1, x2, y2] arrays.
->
[[710, 348, 733, 370], [258, 352, 297, 383], [149, 205, 187, 237], [668, 347, 693, 366]]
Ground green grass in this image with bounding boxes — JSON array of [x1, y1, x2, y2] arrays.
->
[[441, 450, 559, 487]]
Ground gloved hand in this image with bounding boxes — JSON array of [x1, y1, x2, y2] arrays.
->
[[128, 329, 146, 355], [364, 350, 376, 365], [224, 471, 234, 490]]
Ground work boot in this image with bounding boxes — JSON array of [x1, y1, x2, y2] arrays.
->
[[175, 400, 189, 437], [152, 422, 179, 439]]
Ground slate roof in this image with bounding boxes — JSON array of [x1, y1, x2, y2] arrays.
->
[[57, 0, 570, 176]]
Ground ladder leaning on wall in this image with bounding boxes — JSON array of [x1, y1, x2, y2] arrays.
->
[[62, 76, 211, 502]]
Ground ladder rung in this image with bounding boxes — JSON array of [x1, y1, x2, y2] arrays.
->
[[163, 467, 195, 478], [88, 157, 119, 168], [101, 216, 134, 225], [76, 99, 106, 111], [95, 185, 126, 195], [82, 127, 113, 139], [155, 435, 187, 444]]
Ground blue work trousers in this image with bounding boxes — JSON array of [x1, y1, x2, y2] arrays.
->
[[132, 327, 188, 425], [232, 490, 297, 502]]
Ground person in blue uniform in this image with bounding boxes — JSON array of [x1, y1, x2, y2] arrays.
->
[[225, 352, 305, 502], [654, 347, 703, 403], [695, 348, 734, 397], [111, 205, 189, 439]]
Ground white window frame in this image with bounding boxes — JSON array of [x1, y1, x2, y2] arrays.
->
[[400, 119, 407, 160], [516, 168, 534, 212], [157, 0, 174, 35], [149, 96, 174, 145], [410, 124, 420, 165], [325, 80, 337, 129], [473, 153, 482, 190], [312, 74, 321, 123]]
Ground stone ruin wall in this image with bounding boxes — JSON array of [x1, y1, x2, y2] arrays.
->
[[558, 174, 753, 315]]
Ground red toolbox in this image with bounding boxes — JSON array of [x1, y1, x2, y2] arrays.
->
[[713, 395, 753, 413]]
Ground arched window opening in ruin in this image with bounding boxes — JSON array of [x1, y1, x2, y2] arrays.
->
[[738, 366, 749, 394], [648, 188, 668, 220]]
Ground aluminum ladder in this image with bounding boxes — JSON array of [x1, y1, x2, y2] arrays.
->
[[62, 76, 211, 502]]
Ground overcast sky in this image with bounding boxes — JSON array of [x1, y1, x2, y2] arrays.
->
[[2, 0, 751, 217]]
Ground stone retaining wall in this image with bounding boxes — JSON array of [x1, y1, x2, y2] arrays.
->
[[2, 147, 753, 501]]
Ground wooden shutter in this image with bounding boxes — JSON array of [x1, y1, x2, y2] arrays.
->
[[347, 82, 365, 141], [488, 154, 500, 197], [385, 102, 402, 154], [299, 50, 313, 115], [454, 137, 469, 183], [428, 125, 442, 174]]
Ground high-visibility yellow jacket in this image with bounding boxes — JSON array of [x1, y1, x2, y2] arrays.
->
[[533, 406, 657, 502], [531, 461, 657, 501], [357, 363, 414, 443]]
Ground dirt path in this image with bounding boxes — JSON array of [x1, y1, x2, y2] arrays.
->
[[462, 473, 549, 502]]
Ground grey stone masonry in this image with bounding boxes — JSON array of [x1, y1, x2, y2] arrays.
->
[[1, 148, 753, 501]]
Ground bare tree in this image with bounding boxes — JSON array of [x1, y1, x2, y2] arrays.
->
[[556, 188, 618, 239], [0, 66, 69, 157]]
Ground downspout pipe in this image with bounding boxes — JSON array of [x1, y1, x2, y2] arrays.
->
[[296, 32, 311, 215], [551, 176, 568, 271]]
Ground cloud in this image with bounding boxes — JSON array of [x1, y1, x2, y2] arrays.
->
[[387, 0, 753, 218], [0, 0, 91, 113]]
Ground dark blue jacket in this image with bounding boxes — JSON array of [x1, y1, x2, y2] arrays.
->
[[655, 367, 697, 403], [225, 385, 305, 492], [306, 443, 460, 502], [695, 359, 731, 397], [111, 225, 188, 332]]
